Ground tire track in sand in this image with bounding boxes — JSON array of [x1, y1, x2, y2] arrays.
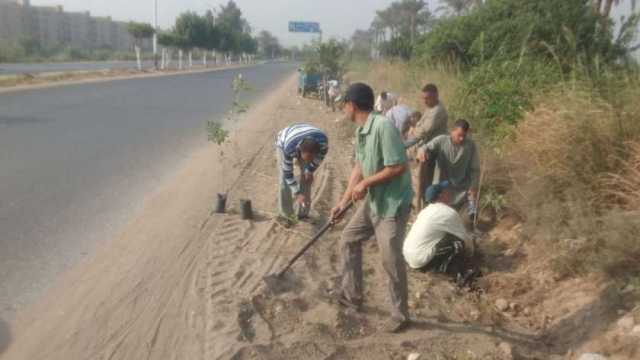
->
[[200, 214, 293, 359], [199, 132, 343, 360], [203, 216, 253, 359]]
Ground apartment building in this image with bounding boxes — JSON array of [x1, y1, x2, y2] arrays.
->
[[0, 0, 26, 41], [67, 11, 94, 49], [0, 0, 139, 51]]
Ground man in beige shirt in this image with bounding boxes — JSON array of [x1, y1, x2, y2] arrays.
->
[[412, 84, 449, 209]]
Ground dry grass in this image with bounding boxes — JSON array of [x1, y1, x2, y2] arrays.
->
[[602, 142, 640, 211], [348, 61, 460, 112], [504, 83, 640, 278], [508, 87, 622, 204], [0, 71, 101, 88]]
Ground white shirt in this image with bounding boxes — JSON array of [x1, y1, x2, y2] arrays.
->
[[402, 203, 469, 269], [328, 81, 340, 98], [385, 105, 412, 137], [375, 92, 397, 113]]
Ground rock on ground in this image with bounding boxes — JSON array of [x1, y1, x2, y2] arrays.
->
[[495, 298, 509, 312], [498, 342, 513, 360]]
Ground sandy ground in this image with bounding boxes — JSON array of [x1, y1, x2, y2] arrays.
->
[[2, 72, 638, 360]]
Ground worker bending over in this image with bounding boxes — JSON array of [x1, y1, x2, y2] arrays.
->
[[403, 181, 468, 281], [275, 124, 328, 224]]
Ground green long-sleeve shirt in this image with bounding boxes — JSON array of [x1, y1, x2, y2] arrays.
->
[[421, 135, 480, 190]]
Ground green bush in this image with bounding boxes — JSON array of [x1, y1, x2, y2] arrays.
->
[[302, 39, 346, 78], [0, 34, 140, 63], [379, 36, 414, 61], [0, 39, 27, 62], [412, 0, 640, 140], [416, 0, 619, 70], [450, 58, 562, 139]]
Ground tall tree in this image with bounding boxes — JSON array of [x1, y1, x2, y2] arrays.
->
[[215, 0, 252, 59], [368, 0, 433, 59], [127, 22, 155, 71], [257, 30, 281, 59], [174, 12, 209, 68], [215, 1, 248, 34], [398, 0, 429, 43], [203, 10, 220, 55], [350, 29, 375, 59], [373, 0, 432, 42], [437, 0, 477, 16], [157, 30, 179, 69]]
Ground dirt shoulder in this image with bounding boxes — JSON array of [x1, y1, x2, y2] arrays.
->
[[2, 72, 637, 360], [0, 63, 255, 94]]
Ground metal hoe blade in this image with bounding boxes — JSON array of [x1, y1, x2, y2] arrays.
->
[[263, 201, 354, 293]]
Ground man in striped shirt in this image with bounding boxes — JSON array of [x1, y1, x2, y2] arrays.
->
[[275, 124, 329, 223]]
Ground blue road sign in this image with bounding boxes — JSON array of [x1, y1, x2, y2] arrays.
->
[[288, 21, 321, 33]]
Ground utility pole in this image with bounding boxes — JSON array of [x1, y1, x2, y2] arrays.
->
[[153, 0, 158, 70]]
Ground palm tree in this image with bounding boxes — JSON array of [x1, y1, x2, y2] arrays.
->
[[376, 9, 394, 39], [417, 9, 435, 34], [373, 0, 431, 42], [437, 0, 477, 16], [397, 0, 427, 44], [370, 17, 385, 58]]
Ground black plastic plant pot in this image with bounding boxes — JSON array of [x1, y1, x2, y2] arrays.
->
[[240, 199, 254, 220], [215, 193, 227, 214]]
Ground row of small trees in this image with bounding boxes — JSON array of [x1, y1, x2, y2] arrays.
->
[[127, 1, 260, 71]]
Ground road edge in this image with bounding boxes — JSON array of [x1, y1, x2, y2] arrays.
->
[[0, 62, 263, 95]]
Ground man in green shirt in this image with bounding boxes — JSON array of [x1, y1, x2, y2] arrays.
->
[[417, 119, 480, 217], [331, 83, 414, 333]]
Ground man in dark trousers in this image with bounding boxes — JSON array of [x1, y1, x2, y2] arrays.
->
[[331, 83, 414, 333], [411, 84, 449, 210]]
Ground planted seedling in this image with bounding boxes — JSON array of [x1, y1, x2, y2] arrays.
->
[[207, 73, 253, 212]]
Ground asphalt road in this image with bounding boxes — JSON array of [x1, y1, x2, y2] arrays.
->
[[0, 62, 296, 320], [0, 61, 156, 75]]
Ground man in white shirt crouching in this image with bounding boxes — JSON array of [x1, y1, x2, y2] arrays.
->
[[402, 181, 469, 282]]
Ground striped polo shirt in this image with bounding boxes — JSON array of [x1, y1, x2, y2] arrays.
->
[[275, 124, 329, 194]]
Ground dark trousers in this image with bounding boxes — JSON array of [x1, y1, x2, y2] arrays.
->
[[418, 233, 466, 276]]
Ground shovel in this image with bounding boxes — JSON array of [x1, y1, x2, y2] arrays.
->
[[263, 201, 354, 293]]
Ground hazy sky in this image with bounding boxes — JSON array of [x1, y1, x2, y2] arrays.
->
[[29, 0, 635, 47], [29, 0, 416, 46]]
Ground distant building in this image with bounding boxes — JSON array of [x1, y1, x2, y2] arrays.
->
[[31, 5, 66, 48], [0, 0, 145, 51], [0, 0, 26, 41], [67, 11, 93, 49]]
